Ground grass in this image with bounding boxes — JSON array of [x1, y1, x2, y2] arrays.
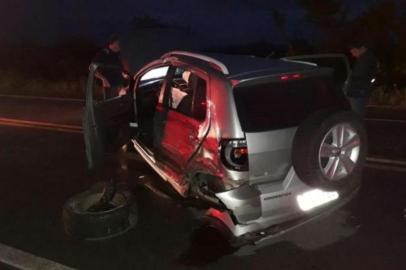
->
[[0, 72, 86, 99], [369, 85, 406, 107], [0, 42, 96, 99]]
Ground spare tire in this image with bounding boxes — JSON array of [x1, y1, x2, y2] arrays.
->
[[292, 110, 367, 192], [62, 182, 137, 240]]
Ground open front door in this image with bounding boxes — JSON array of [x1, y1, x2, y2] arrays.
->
[[83, 63, 134, 169], [283, 54, 351, 93]]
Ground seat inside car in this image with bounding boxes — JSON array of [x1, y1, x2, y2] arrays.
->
[[176, 72, 197, 115]]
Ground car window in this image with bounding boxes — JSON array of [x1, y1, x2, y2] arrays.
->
[[140, 66, 169, 81], [233, 76, 346, 132], [164, 67, 207, 121]]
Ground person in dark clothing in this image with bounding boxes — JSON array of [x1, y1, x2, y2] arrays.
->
[[92, 35, 128, 99], [347, 42, 379, 116]]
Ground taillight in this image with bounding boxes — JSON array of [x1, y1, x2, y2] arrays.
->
[[280, 73, 302, 81], [220, 139, 249, 171]]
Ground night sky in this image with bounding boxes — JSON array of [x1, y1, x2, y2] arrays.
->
[[0, 0, 394, 48]]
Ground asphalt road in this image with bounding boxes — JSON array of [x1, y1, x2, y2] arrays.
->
[[0, 96, 83, 126], [0, 96, 406, 270]]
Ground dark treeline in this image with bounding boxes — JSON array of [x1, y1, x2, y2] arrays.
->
[[1, 0, 405, 88]]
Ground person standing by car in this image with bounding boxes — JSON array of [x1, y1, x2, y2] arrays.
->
[[92, 34, 128, 99], [347, 42, 379, 116]]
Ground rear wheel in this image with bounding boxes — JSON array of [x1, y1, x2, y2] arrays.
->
[[292, 111, 367, 192]]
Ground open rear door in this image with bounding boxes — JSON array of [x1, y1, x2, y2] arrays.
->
[[83, 64, 134, 169], [283, 54, 351, 93]]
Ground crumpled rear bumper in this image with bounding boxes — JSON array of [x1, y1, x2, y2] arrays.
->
[[211, 167, 358, 240]]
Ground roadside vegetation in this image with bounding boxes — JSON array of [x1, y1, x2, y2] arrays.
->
[[0, 72, 85, 99], [370, 85, 406, 107], [0, 1, 405, 107], [0, 39, 96, 99]]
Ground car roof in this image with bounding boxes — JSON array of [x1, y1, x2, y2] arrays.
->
[[162, 51, 319, 81]]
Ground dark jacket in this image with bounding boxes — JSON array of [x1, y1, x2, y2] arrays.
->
[[347, 50, 378, 98], [92, 48, 124, 87]]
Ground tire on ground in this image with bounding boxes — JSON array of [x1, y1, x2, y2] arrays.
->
[[62, 182, 137, 240], [292, 110, 367, 193]]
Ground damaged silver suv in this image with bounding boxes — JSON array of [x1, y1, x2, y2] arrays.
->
[[84, 51, 366, 245]]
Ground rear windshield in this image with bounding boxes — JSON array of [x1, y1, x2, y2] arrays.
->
[[300, 57, 348, 87], [233, 76, 345, 132]]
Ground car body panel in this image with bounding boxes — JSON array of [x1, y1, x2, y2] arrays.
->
[[159, 109, 208, 170], [215, 167, 310, 230], [83, 64, 133, 169], [246, 127, 297, 185]]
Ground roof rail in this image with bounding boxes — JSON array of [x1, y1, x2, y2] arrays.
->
[[161, 51, 229, 75]]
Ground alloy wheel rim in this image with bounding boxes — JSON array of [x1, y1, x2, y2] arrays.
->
[[318, 123, 361, 181]]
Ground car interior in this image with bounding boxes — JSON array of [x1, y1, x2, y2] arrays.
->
[[135, 67, 205, 150]]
